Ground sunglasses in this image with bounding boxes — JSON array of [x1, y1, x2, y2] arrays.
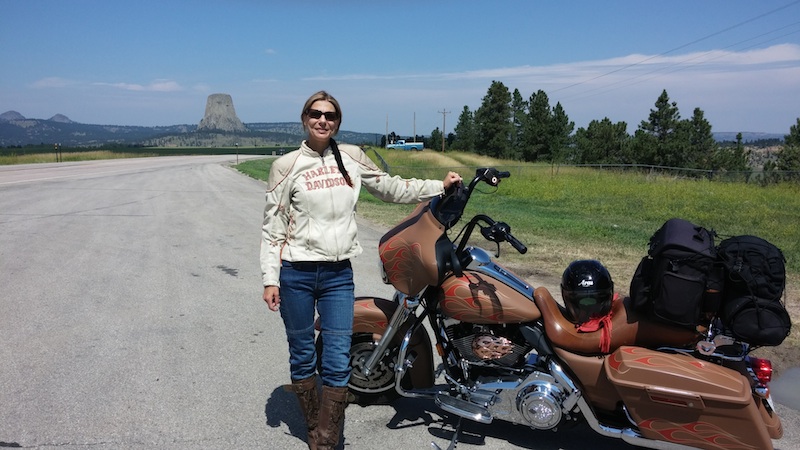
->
[[306, 109, 339, 121]]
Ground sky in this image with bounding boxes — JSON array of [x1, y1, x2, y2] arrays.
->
[[2, 1, 800, 137]]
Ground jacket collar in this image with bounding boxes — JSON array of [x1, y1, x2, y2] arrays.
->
[[301, 140, 331, 157]]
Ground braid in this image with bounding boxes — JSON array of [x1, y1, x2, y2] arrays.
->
[[329, 139, 353, 187]]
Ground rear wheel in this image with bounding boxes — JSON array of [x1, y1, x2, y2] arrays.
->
[[316, 332, 400, 404]]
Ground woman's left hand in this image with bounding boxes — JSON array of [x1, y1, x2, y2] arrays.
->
[[443, 171, 462, 190]]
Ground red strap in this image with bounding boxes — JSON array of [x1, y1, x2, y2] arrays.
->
[[576, 294, 619, 353]]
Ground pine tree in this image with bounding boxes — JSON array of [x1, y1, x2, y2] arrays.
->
[[510, 89, 527, 160], [637, 89, 680, 166], [777, 117, 800, 181], [688, 107, 717, 169], [429, 127, 443, 153], [523, 90, 551, 161], [574, 118, 629, 164], [474, 81, 513, 158], [549, 102, 575, 163], [451, 106, 475, 153]]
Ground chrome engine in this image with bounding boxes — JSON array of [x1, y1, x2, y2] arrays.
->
[[435, 349, 582, 430], [446, 323, 532, 366], [437, 321, 581, 430], [480, 370, 577, 429]]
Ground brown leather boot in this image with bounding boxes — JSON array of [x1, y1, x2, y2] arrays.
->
[[284, 376, 319, 450], [315, 386, 348, 450]]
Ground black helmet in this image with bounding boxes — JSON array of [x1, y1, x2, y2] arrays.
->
[[561, 260, 614, 324]]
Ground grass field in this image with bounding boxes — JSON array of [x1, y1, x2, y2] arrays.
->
[[0, 146, 285, 166], [0, 151, 158, 165], [237, 147, 800, 282]]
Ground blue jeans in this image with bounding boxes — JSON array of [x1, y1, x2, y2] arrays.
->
[[279, 260, 354, 387]]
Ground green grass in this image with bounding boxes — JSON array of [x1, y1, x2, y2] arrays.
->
[[236, 157, 272, 180], [0, 146, 286, 165], [236, 149, 800, 289], [0, 150, 158, 165]]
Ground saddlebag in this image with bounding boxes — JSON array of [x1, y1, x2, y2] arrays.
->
[[629, 218, 722, 329], [605, 346, 774, 450]]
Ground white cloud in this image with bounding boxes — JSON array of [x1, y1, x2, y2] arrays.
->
[[320, 44, 800, 134], [300, 44, 800, 87], [29, 77, 76, 88], [93, 79, 184, 92]]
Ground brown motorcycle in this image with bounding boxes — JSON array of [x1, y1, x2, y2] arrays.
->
[[322, 167, 783, 450]]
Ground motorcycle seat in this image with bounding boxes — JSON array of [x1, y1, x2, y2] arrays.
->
[[533, 287, 700, 355]]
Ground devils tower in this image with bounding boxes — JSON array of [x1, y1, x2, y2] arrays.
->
[[197, 93, 247, 132]]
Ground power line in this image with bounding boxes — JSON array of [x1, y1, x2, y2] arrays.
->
[[551, 0, 800, 95], [559, 20, 800, 103]]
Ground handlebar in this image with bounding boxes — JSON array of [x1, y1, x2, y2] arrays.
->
[[500, 224, 528, 254], [433, 167, 527, 256], [467, 167, 510, 191], [457, 214, 527, 256]]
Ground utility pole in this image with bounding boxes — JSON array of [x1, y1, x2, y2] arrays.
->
[[438, 109, 450, 152], [413, 112, 416, 142]]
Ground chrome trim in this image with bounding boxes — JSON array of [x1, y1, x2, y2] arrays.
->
[[576, 397, 697, 450], [379, 260, 390, 284], [659, 344, 748, 362], [361, 291, 417, 378], [394, 318, 445, 399], [548, 359, 581, 412], [435, 393, 493, 424], [754, 385, 769, 399]]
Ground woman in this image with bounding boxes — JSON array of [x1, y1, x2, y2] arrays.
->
[[260, 91, 461, 449]]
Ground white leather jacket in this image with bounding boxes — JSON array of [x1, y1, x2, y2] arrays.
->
[[260, 141, 444, 287]]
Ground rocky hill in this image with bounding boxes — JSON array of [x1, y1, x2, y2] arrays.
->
[[0, 114, 381, 148], [0, 112, 196, 147], [1, 93, 384, 147], [3, 90, 784, 148], [197, 94, 247, 132]]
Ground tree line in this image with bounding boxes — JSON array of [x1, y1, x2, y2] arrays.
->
[[411, 81, 800, 183]]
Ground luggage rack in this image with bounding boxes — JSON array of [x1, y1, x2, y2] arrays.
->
[[660, 319, 750, 361]]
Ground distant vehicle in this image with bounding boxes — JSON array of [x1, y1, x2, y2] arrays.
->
[[386, 140, 423, 151]]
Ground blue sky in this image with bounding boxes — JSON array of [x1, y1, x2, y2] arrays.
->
[[2, 1, 800, 136]]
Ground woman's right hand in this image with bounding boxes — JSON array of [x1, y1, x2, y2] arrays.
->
[[263, 285, 281, 312], [443, 171, 462, 190]]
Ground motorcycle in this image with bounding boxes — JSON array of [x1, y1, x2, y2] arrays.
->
[[320, 167, 784, 450]]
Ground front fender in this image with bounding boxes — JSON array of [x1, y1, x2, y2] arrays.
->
[[352, 296, 435, 389]]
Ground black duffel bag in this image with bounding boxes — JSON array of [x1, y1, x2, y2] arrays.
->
[[720, 296, 791, 346], [717, 235, 791, 346]]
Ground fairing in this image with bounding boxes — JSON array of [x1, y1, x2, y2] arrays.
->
[[379, 202, 445, 296]]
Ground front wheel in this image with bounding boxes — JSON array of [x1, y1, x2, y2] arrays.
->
[[315, 332, 400, 404]]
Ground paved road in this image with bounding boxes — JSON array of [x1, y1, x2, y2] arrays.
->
[[1, 156, 797, 449]]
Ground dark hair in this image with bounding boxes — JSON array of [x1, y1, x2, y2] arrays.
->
[[329, 139, 353, 188]]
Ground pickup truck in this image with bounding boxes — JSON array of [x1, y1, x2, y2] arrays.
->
[[386, 140, 423, 151]]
